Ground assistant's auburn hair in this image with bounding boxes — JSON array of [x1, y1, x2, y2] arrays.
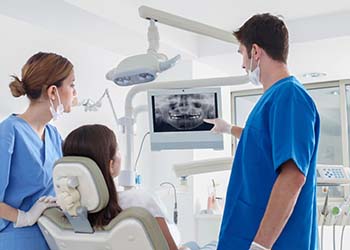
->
[[9, 52, 73, 99], [62, 124, 122, 228]]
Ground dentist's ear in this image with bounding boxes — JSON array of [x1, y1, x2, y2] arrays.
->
[[251, 44, 262, 61]]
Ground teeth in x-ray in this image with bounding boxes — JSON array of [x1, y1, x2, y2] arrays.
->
[[169, 113, 201, 120], [189, 114, 201, 119], [155, 93, 216, 130]]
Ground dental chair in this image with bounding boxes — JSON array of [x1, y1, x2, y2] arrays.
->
[[38, 156, 169, 250]]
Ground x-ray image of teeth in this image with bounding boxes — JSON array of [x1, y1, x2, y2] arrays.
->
[[152, 93, 217, 132]]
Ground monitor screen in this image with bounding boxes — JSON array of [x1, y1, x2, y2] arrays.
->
[[148, 87, 223, 151], [151, 93, 218, 132]]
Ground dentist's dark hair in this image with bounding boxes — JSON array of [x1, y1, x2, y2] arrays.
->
[[233, 13, 289, 63], [62, 124, 122, 228], [9, 52, 73, 99]]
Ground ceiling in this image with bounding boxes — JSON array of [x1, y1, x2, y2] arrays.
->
[[1, 0, 350, 59], [1, 0, 350, 80], [65, 0, 350, 30], [64, 0, 350, 50]]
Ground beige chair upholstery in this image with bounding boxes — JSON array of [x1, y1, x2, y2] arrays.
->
[[38, 156, 169, 250]]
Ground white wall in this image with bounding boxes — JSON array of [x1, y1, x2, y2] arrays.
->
[[289, 36, 350, 81], [198, 36, 350, 82], [0, 14, 131, 140]]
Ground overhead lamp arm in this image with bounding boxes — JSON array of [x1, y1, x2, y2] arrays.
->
[[147, 19, 160, 55], [139, 5, 238, 45]]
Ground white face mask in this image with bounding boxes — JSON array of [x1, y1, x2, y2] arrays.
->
[[248, 50, 261, 86], [49, 88, 64, 121]]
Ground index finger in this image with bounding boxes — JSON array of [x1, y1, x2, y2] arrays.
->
[[203, 118, 215, 124]]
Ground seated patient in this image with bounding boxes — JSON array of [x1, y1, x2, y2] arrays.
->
[[63, 124, 202, 250]]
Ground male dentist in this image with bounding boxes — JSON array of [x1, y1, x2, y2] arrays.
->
[[205, 13, 320, 250]]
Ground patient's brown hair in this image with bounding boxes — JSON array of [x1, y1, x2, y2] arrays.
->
[[62, 124, 122, 228]]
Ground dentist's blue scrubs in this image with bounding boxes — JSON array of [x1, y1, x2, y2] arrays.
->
[[217, 76, 320, 250], [0, 114, 62, 250]]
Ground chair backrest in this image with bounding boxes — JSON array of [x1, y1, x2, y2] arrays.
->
[[38, 156, 169, 250]]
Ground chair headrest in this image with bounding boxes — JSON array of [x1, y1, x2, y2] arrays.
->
[[53, 156, 109, 215]]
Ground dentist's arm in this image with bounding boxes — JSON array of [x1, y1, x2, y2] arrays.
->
[[231, 126, 243, 139], [252, 160, 306, 249], [203, 118, 243, 139]]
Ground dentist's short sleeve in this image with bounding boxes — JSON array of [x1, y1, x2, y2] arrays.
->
[[0, 122, 15, 203], [269, 84, 317, 176]]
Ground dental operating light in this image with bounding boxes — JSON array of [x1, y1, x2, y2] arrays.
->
[[106, 19, 181, 86], [106, 6, 238, 87]]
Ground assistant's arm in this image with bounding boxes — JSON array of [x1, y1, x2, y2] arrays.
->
[[0, 202, 18, 222]]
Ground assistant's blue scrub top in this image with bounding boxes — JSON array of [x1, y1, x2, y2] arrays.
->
[[0, 114, 62, 250], [217, 76, 320, 250]]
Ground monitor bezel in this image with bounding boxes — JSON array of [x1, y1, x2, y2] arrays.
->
[[147, 87, 223, 151]]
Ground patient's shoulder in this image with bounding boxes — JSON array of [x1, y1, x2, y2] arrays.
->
[[118, 189, 164, 218], [118, 189, 157, 208]]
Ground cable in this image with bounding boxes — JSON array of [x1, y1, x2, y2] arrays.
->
[[160, 182, 178, 224], [340, 225, 346, 250], [321, 223, 324, 250], [134, 131, 150, 171], [320, 189, 329, 250], [333, 224, 336, 250], [320, 225, 323, 250]]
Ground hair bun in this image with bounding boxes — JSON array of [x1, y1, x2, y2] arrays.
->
[[9, 75, 26, 97]]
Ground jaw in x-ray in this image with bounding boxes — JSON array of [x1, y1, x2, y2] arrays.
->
[[153, 93, 217, 132]]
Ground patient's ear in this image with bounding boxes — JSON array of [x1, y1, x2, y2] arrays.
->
[[109, 159, 115, 177]]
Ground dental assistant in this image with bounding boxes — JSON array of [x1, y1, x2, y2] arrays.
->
[[0, 52, 77, 250], [205, 14, 320, 250]]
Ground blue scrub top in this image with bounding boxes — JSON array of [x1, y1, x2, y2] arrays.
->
[[0, 114, 62, 250], [217, 76, 320, 250]]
